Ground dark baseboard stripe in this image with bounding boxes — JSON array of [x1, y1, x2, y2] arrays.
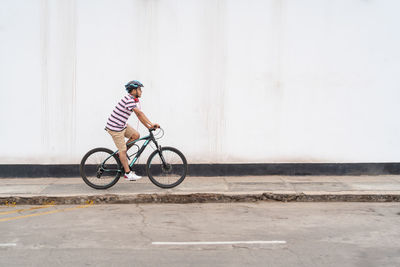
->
[[0, 163, 400, 178]]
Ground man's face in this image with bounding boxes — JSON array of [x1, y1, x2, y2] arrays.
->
[[133, 87, 142, 98]]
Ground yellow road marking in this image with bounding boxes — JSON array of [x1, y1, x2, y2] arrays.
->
[[1, 201, 17, 208], [0, 205, 54, 215], [0, 203, 93, 223]]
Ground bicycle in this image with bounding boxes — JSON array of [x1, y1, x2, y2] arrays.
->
[[79, 128, 188, 189]]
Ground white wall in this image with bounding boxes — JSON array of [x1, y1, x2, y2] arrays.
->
[[1, 0, 400, 164]]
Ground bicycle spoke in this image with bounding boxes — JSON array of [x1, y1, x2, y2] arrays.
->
[[146, 147, 187, 188], [80, 148, 121, 189]]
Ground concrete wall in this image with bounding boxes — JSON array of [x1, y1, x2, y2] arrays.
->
[[1, 0, 400, 164]]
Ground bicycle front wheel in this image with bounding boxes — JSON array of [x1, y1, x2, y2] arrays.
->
[[146, 146, 188, 189], [79, 147, 122, 189]]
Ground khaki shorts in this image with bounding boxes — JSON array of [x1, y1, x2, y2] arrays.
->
[[106, 125, 137, 152]]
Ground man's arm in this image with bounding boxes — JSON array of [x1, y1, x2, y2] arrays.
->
[[133, 108, 159, 129]]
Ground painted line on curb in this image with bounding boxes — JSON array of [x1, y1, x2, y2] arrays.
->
[[0, 203, 93, 223], [152, 241, 287, 245], [0, 205, 54, 216]]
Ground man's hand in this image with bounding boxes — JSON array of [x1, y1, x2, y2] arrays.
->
[[151, 123, 160, 129]]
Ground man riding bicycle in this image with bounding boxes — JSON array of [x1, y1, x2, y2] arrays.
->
[[105, 80, 160, 181]]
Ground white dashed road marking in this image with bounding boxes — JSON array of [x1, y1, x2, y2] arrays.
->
[[152, 241, 286, 245], [0, 243, 17, 247]]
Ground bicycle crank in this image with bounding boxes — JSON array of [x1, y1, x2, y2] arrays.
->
[[96, 168, 104, 178]]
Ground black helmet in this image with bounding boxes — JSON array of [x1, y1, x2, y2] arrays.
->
[[125, 80, 144, 92]]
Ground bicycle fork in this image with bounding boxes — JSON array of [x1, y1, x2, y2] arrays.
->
[[154, 140, 168, 168]]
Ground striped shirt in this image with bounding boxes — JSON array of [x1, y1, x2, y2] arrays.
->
[[105, 94, 138, 131]]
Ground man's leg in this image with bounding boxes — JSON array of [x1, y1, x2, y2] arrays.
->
[[119, 152, 130, 173], [125, 125, 140, 151], [107, 129, 130, 173], [123, 125, 142, 179]]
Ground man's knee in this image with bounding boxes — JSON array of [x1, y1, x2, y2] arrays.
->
[[131, 132, 140, 140]]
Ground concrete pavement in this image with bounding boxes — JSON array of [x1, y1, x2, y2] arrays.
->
[[1, 203, 400, 266], [1, 175, 400, 204]]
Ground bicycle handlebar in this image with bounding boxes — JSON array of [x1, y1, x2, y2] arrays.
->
[[149, 127, 164, 139]]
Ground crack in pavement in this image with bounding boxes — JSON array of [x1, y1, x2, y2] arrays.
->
[[222, 177, 232, 191], [136, 204, 153, 242], [279, 177, 297, 193]]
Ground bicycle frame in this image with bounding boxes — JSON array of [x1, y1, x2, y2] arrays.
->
[[102, 129, 165, 173]]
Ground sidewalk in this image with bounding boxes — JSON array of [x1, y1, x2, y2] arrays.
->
[[1, 175, 400, 204]]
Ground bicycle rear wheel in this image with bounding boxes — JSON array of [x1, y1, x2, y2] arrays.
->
[[146, 146, 188, 189], [79, 147, 122, 189]]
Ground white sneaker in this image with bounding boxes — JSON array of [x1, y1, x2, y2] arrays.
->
[[124, 171, 142, 181]]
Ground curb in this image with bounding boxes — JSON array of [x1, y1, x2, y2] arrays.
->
[[1, 193, 400, 205]]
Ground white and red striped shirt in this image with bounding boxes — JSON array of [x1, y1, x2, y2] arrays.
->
[[105, 94, 138, 131]]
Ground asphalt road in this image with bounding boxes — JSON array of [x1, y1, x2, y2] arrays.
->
[[0, 202, 399, 266]]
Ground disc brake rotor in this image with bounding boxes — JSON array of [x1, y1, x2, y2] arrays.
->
[[162, 164, 172, 174]]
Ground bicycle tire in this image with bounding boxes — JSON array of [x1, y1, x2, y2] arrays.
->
[[80, 147, 122, 189], [146, 146, 188, 189]]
